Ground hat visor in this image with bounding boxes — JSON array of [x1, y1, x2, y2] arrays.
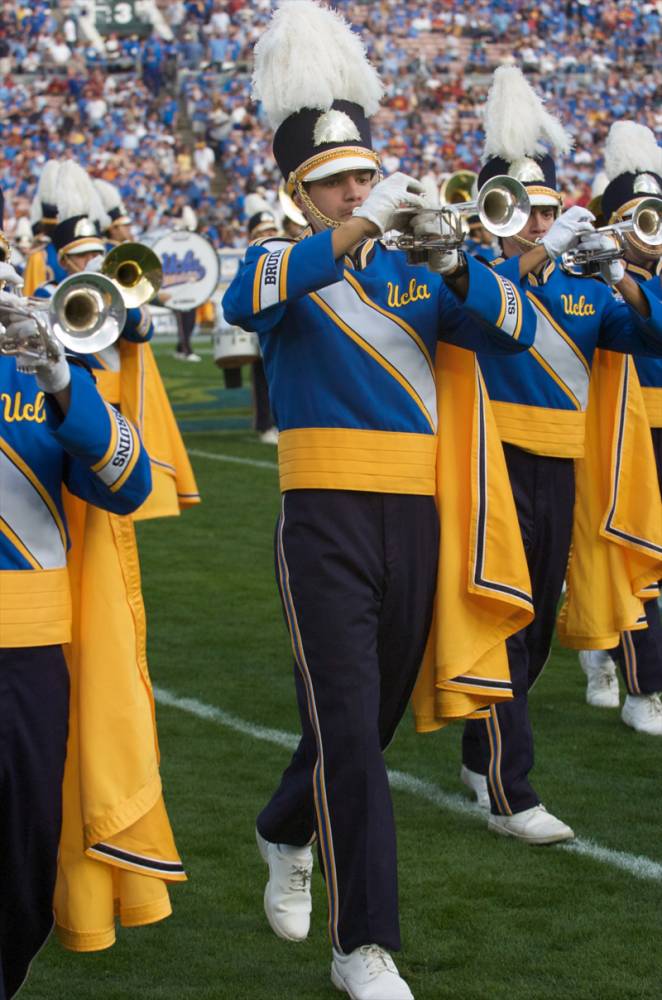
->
[[250, 222, 280, 237], [302, 152, 379, 184], [61, 237, 106, 256]]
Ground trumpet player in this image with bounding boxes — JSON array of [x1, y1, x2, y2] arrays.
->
[[459, 68, 662, 845], [0, 231, 152, 998], [223, 5, 538, 997], [577, 121, 662, 735]]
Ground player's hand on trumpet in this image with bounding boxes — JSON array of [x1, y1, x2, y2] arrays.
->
[[542, 205, 595, 260], [353, 172, 426, 235]]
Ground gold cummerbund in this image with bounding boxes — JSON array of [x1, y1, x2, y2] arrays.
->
[[0, 568, 71, 647], [490, 402, 586, 458], [640, 387, 662, 428], [278, 427, 437, 495], [93, 369, 121, 405]]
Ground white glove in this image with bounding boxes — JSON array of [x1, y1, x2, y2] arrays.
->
[[426, 248, 461, 275], [11, 316, 71, 394], [574, 232, 625, 285], [0, 261, 23, 288], [353, 172, 426, 235], [541, 205, 595, 259], [408, 196, 462, 273]]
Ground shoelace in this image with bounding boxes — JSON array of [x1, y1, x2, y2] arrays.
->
[[648, 693, 662, 717], [288, 864, 312, 893], [357, 945, 397, 977]]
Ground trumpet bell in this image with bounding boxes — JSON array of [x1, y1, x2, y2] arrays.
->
[[51, 273, 127, 353], [439, 170, 478, 205], [102, 242, 163, 308], [632, 197, 662, 246], [477, 175, 530, 238]]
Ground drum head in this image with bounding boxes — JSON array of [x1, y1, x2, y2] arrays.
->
[[151, 230, 220, 310]]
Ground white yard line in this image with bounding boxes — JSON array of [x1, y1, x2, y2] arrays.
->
[[187, 448, 278, 470], [153, 685, 662, 885]]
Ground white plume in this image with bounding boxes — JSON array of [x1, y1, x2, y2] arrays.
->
[[252, 0, 383, 130], [482, 65, 572, 164], [55, 160, 97, 222], [29, 194, 42, 227], [36, 159, 60, 208], [591, 170, 608, 198], [94, 178, 123, 213], [604, 121, 662, 180]]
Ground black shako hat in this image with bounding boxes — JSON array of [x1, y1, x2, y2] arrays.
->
[[273, 100, 378, 193], [52, 215, 106, 258], [478, 153, 562, 207], [602, 170, 662, 223]]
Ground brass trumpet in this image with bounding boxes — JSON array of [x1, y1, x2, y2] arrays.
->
[[102, 241, 163, 308], [563, 197, 662, 275], [0, 273, 127, 365], [390, 175, 531, 265]]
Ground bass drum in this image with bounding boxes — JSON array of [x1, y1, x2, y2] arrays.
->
[[212, 327, 260, 369], [150, 230, 220, 311]]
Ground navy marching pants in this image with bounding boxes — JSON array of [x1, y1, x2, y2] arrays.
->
[[462, 445, 575, 815], [610, 427, 662, 695], [257, 490, 439, 954], [0, 646, 69, 1000]]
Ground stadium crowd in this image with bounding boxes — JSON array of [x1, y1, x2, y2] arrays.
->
[[0, 1, 660, 248]]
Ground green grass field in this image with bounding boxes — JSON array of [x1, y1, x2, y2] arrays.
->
[[23, 343, 662, 1000]]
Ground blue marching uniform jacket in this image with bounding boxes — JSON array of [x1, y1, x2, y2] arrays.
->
[[477, 257, 662, 457], [222, 230, 536, 495], [0, 358, 152, 647]]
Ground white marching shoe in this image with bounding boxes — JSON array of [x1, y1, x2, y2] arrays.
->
[[579, 649, 620, 708], [488, 805, 575, 845], [331, 945, 414, 1000], [621, 693, 662, 735], [256, 829, 313, 942], [460, 765, 490, 811]]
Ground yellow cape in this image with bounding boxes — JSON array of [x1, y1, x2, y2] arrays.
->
[[56, 338, 198, 951], [558, 349, 662, 649], [413, 344, 534, 731]]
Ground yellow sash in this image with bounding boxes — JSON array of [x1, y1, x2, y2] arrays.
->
[[558, 350, 662, 649], [413, 344, 533, 731]]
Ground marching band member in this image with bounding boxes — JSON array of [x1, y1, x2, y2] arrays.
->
[[460, 68, 662, 842], [32, 163, 191, 954], [578, 121, 662, 734], [0, 215, 152, 996], [223, 5, 537, 998], [93, 178, 134, 245]]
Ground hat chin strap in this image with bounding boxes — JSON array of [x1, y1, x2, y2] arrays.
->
[[294, 179, 343, 231], [511, 233, 540, 252]]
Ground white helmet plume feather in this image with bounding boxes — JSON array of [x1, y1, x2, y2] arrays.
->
[[36, 159, 60, 207], [56, 160, 97, 222], [94, 178, 123, 213], [252, 0, 383, 130], [604, 121, 662, 180], [482, 65, 572, 164]]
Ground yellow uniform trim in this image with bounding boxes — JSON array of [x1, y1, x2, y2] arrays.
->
[[640, 387, 662, 427], [252, 254, 267, 313], [109, 423, 140, 493], [91, 403, 118, 472], [310, 292, 436, 431], [278, 427, 437, 494], [0, 438, 67, 548], [0, 567, 71, 646], [490, 401, 586, 457], [0, 516, 41, 569], [342, 270, 435, 375], [278, 245, 293, 301]]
